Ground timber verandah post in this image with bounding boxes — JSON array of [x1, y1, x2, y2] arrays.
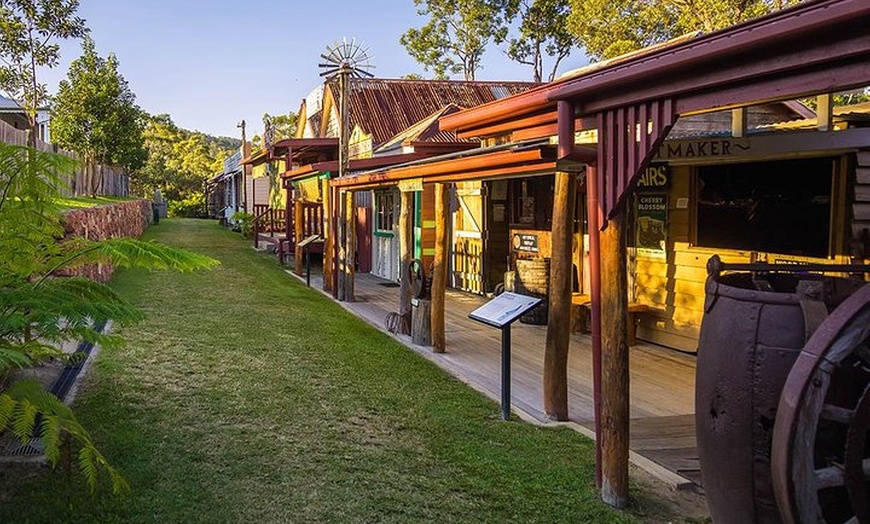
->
[[431, 182, 449, 353], [398, 189, 414, 333], [556, 98, 675, 508], [599, 205, 629, 508], [294, 186, 305, 275], [323, 177, 335, 296], [345, 189, 356, 302], [545, 100, 580, 421]]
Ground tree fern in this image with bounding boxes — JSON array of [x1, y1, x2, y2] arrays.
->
[[0, 142, 217, 492]]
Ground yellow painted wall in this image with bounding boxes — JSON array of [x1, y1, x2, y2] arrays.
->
[[633, 158, 852, 352]]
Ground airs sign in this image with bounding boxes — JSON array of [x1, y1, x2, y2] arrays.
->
[[636, 164, 669, 191]]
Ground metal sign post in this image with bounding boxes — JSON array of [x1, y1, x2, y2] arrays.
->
[[298, 234, 322, 288], [468, 292, 542, 420]]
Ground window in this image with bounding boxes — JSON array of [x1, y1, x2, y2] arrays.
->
[[696, 157, 834, 258], [375, 191, 395, 232]]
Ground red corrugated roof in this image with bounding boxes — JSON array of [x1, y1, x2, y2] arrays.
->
[[320, 78, 537, 145]]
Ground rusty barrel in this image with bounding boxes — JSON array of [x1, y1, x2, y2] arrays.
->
[[696, 272, 816, 524], [515, 258, 550, 325]]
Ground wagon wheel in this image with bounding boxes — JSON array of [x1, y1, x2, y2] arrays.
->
[[771, 284, 870, 524], [408, 259, 425, 299]]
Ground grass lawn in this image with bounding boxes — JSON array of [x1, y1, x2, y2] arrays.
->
[[55, 195, 136, 210], [0, 219, 679, 523]]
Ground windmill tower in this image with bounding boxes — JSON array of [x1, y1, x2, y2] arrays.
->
[[319, 38, 375, 302]]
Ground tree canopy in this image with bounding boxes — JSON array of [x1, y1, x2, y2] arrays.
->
[[400, 0, 518, 80], [51, 37, 147, 178], [251, 111, 297, 151], [0, 0, 87, 144], [567, 0, 804, 61], [134, 114, 236, 217], [507, 0, 574, 82]]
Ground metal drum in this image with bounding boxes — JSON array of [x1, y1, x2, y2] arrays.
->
[[696, 258, 866, 524], [515, 258, 550, 325]]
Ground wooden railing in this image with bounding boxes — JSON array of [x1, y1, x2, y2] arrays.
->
[[252, 204, 286, 248], [301, 203, 323, 239]]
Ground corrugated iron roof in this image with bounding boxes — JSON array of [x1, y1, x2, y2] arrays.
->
[[320, 78, 537, 145], [0, 95, 24, 111], [374, 104, 472, 155], [756, 101, 870, 130]]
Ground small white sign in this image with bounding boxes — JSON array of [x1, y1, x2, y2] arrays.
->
[[468, 292, 542, 328]]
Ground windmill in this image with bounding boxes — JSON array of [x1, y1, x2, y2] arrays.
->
[[318, 38, 374, 302], [319, 38, 375, 179]]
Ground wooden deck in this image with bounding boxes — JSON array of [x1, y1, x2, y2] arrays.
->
[[296, 268, 700, 488]]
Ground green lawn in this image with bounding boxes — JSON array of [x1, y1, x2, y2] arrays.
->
[[0, 219, 675, 523], [55, 195, 136, 210]]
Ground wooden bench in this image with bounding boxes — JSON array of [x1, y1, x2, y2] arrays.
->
[[571, 293, 651, 346]]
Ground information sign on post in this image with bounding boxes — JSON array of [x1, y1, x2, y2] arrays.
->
[[468, 292, 542, 420]]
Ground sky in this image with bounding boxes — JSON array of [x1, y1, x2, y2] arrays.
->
[[39, 0, 589, 140]]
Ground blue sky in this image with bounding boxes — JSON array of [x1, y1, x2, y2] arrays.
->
[[40, 0, 587, 139]]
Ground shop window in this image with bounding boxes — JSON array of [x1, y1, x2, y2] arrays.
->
[[696, 157, 834, 258], [509, 176, 554, 230], [375, 192, 395, 232]]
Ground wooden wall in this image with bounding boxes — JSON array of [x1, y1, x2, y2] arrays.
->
[[420, 184, 436, 271], [632, 165, 709, 351], [633, 154, 857, 352], [854, 150, 870, 244]]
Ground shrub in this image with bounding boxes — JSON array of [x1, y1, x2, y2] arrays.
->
[[231, 211, 254, 238], [168, 193, 206, 218]]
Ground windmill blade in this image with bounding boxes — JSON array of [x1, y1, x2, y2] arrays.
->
[[325, 44, 342, 64], [319, 37, 375, 80]]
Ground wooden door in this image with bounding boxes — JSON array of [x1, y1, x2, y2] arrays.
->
[[372, 189, 400, 281], [451, 181, 485, 294]]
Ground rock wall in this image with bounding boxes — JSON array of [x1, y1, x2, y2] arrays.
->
[[61, 200, 152, 282]]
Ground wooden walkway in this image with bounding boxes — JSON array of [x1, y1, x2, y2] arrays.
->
[[296, 268, 700, 487]]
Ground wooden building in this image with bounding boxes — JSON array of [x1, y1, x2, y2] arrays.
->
[[206, 148, 247, 224], [287, 78, 536, 293], [328, 0, 870, 505]]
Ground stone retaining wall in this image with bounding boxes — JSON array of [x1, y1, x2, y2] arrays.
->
[[61, 200, 152, 282]]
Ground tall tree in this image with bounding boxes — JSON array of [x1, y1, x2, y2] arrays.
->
[[52, 37, 147, 195], [400, 0, 519, 80], [567, 0, 803, 61], [264, 111, 297, 142], [507, 0, 574, 82], [134, 114, 234, 217], [0, 0, 88, 146]]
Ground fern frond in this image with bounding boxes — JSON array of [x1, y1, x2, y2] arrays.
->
[[11, 399, 38, 441], [0, 346, 34, 371], [78, 446, 98, 492], [2, 380, 128, 493], [38, 414, 62, 465], [0, 393, 15, 428], [46, 237, 219, 276]]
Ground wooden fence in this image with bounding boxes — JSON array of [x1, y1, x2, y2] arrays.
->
[[0, 118, 130, 197]]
